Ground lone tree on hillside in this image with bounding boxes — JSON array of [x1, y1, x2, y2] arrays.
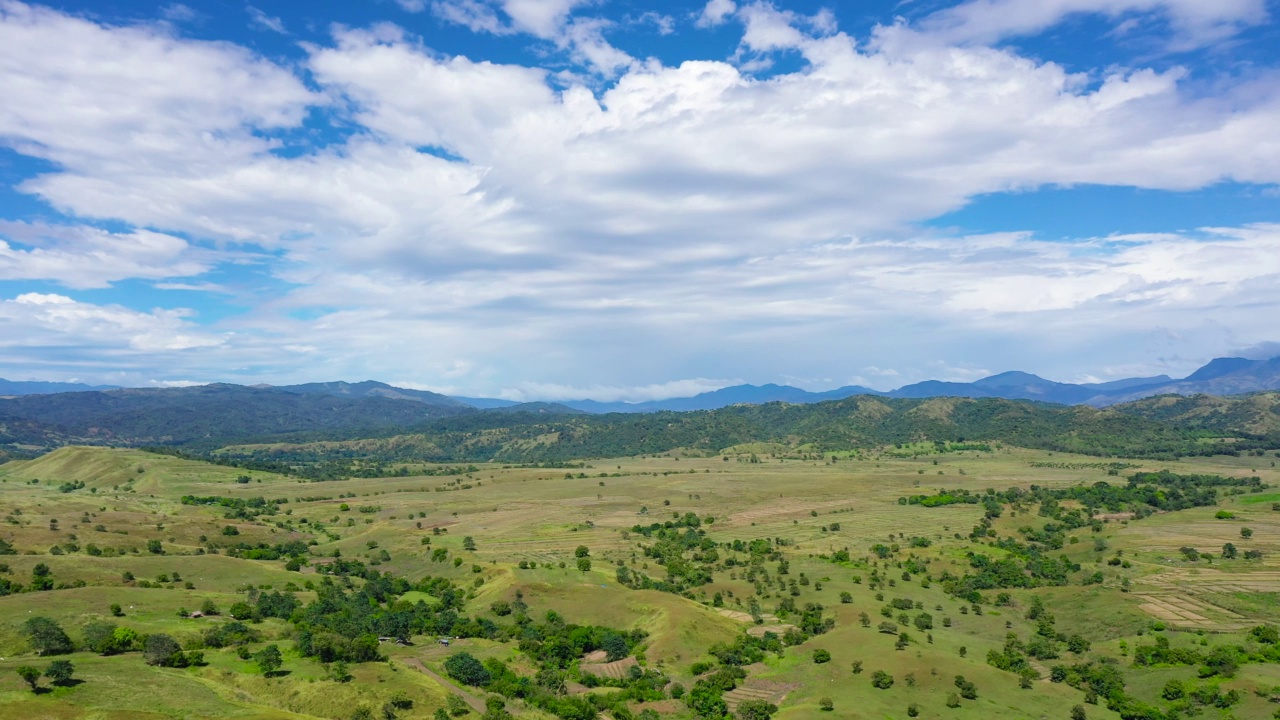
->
[[254, 644, 283, 676], [143, 633, 182, 667], [16, 666, 41, 693], [21, 617, 73, 656], [45, 659, 75, 686]]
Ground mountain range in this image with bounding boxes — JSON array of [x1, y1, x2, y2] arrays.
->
[[454, 355, 1279, 413], [1, 356, 1279, 421]]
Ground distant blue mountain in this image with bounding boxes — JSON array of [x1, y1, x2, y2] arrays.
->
[[0, 378, 119, 395], [555, 383, 882, 414], [453, 396, 522, 409], [449, 355, 1280, 413]]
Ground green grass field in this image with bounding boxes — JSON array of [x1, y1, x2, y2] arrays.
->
[[2, 446, 1279, 719]]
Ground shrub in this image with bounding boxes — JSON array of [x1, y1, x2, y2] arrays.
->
[[812, 649, 831, 664], [44, 659, 75, 685], [871, 670, 894, 689], [16, 666, 41, 692], [444, 652, 491, 687], [738, 698, 778, 720]]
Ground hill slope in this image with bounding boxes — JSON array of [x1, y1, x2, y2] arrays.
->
[[212, 394, 1280, 467], [0, 383, 473, 448]]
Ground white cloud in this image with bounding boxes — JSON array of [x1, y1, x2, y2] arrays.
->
[[247, 6, 286, 34], [0, 222, 213, 289], [430, 0, 633, 74], [0, 1, 318, 230], [0, 293, 224, 353], [397, 0, 428, 12], [916, 0, 1269, 49], [696, 0, 736, 28], [160, 4, 199, 23], [632, 12, 675, 36], [0, 3, 1277, 389]]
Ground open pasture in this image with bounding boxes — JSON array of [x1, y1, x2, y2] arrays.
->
[[1, 445, 1279, 719]]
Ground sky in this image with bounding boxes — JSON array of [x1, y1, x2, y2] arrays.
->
[[0, 0, 1278, 401]]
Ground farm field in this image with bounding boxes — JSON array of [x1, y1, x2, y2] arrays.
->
[[2, 444, 1280, 719]]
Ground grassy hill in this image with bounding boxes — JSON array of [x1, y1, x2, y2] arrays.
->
[[1114, 392, 1280, 437], [2, 445, 1279, 719]]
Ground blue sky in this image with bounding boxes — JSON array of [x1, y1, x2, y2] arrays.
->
[[0, 0, 1278, 400]]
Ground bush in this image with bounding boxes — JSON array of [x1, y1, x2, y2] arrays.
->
[[444, 652, 491, 687], [44, 659, 75, 685], [738, 698, 778, 720], [254, 644, 283, 675], [16, 666, 41, 692], [871, 670, 894, 689], [812, 648, 831, 663]]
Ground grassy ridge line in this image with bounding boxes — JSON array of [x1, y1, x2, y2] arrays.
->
[[214, 395, 1279, 466]]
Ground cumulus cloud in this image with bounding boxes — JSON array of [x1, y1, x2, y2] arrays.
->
[[0, 293, 224, 353], [0, 2, 1277, 390], [696, 0, 736, 28]]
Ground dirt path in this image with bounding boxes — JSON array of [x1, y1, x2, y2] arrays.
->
[[403, 657, 487, 714]]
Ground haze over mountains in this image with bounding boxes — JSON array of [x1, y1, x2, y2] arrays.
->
[[3, 356, 1280, 415]]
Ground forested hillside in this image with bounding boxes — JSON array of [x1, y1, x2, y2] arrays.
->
[[207, 395, 1280, 472]]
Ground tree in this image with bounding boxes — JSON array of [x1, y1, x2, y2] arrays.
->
[[1222, 542, 1238, 559], [1071, 705, 1087, 720], [871, 670, 894, 689], [44, 659, 74, 685], [444, 652, 491, 687], [817, 697, 834, 712], [1241, 527, 1253, 539], [16, 666, 41, 692], [946, 692, 961, 708], [575, 545, 590, 558], [812, 649, 831, 664], [147, 539, 163, 554], [602, 633, 628, 662], [907, 704, 920, 718], [144, 633, 182, 666], [22, 617, 73, 656], [254, 644, 283, 675], [738, 698, 778, 720], [110, 603, 125, 617], [229, 601, 255, 620], [463, 536, 477, 551], [576, 557, 592, 573], [200, 599, 220, 616]]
